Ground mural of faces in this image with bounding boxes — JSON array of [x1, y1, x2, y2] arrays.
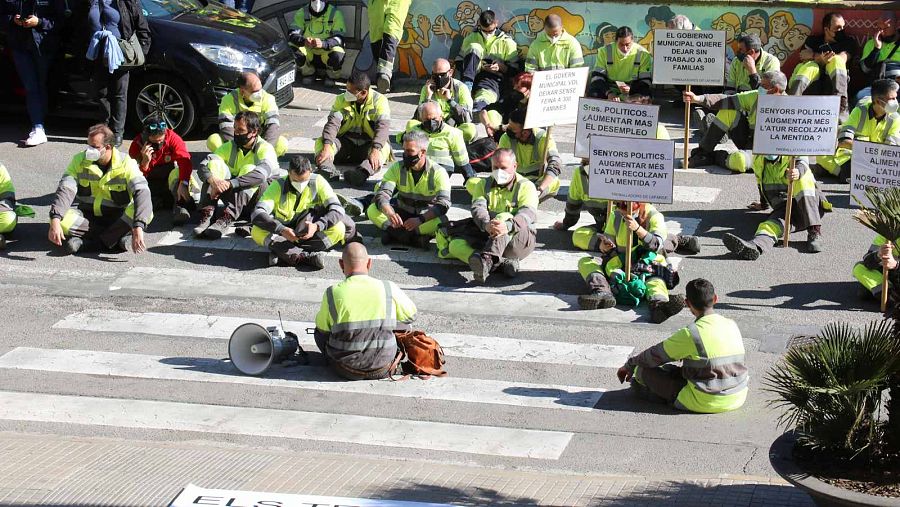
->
[[784, 24, 811, 51]]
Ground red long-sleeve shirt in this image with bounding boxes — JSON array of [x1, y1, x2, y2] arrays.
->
[[128, 129, 193, 182]]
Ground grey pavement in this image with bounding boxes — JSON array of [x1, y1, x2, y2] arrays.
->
[[0, 82, 872, 505]]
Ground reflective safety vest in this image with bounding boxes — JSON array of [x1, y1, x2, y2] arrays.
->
[[209, 138, 278, 178], [292, 4, 345, 39], [417, 78, 473, 121], [525, 30, 584, 71], [466, 173, 538, 226], [218, 89, 280, 131], [315, 274, 417, 372], [0, 164, 14, 210], [752, 155, 816, 209], [406, 121, 468, 169], [593, 42, 652, 83], [460, 28, 519, 65], [662, 314, 748, 413], [498, 129, 558, 179], [255, 174, 339, 227], [61, 148, 149, 218], [860, 38, 900, 74], [726, 51, 780, 92], [839, 102, 900, 145], [376, 159, 450, 215], [718, 89, 761, 127], [604, 203, 667, 256], [330, 87, 391, 140]]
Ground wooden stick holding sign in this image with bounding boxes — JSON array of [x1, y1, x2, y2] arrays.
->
[[683, 85, 691, 169], [782, 157, 796, 248], [883, 244, 891, 313], [624, 202, 634, 281]]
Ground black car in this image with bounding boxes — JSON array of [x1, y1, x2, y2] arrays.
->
[[1, 0, 296, 136]]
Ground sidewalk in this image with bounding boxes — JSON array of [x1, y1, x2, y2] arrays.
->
[[0, 432, 812, 506]]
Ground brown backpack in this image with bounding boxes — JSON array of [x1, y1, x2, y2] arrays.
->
[[392, 330, 447, 379]]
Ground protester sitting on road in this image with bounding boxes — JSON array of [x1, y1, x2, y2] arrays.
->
[[588, 26, 653, 101], [367, 130, 451, 250], [853, 234, 900, 303], [314, 70, 392, 186], [195, 111, 276, 240], [499, 107, 561, 203], [48, 124, 152, 255], [0, 163, 20, 250], [459, 10, 520, 112], [418, 58, 472, 127], [314, 242, 417, 380], [857, 13, 898, 105], [617, 278, 748, 413], [723, 154, 829, 259], [483, 72, 531, 125], [814, 79, 900, 183], [396, 102, 475, 180], [684, 70, 788, 172], [725, 33, 781, 93], [524, 14, 584, 72], [128, 113, 198, 226], [576, 201, 686, 323], [289, 0, 346, 87], [435, 148, 537, 283], [207, 72, 288, 157]]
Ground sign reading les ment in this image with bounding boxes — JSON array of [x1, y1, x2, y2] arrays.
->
[[752, 94, 840, 156], [574, 98, 660, 158], [652, 29, 727, 86], [850, 141, 900, 208], [523, 66, 590, 129], [588, 135, 675, 203]]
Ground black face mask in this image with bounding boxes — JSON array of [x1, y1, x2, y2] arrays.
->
[[431, 72, 451, 89], [148, 141, 162, 150], [402, 152, 421, 168], [517, 130, 535, 144], [422, 119, 443, 133], [234, 133, 253, 147], [509, 90, 526, 104]]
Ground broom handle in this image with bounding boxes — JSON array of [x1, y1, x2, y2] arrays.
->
[[883, 241, 892, 313]]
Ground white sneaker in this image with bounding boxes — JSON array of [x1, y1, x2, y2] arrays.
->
[[25, 128, 47, 147]]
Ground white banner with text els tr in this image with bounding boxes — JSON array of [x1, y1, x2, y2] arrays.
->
[[574, 98, 660, 158], [169, 484, 457, 507], [752, 94, 840, 156], [652, 29, 727, 86], [850, 141, 900, 208], [523, 66, 590, 129], [588, 135, 675, 203]]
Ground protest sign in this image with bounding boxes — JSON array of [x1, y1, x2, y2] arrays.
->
[[587, 135, 675, 203], [524, 66, 590, 129], [850, 141, 900, 208], [574, 98, 659, 158], [753, 94, 840, 156], [652, 29, 727, 86]]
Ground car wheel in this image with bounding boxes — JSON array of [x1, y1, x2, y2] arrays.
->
[[130, 73, 197, 137]]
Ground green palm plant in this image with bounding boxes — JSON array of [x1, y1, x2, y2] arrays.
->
[[765, 321, 900, 458]]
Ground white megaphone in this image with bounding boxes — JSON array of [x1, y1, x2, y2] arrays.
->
[[228, 323, 300, 376]]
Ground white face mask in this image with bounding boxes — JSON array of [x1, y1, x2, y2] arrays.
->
[[549, 35, 561, 44], [290, 179, 309, 193], [309, 0, 324, 12], [249, 90, 263, 103], [84, 146, 103, 162], [343, 90, 358, 102], [492, 169, 513, 185], [885, 98, 899, 114]]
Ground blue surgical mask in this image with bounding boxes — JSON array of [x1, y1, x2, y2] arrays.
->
[[764, 155, 779, 162], [758, 87, 768, 96]]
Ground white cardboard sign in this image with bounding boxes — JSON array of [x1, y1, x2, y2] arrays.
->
[[850, 141, 900, 208], [652, 29, 727, 86], [588, 135, 675, 203], [753, 94, 840, 156], [170, 484, 456, 507], [523, 66, 590, 129], [574, 98, 660, 158]]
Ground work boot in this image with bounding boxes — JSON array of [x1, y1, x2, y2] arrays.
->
[[109, 235, 129, 253], [713, 149, 730, 169], [337, 193, 364, 217], [723, 233, 761, 260], [650, 295, 686, 324], [469, 253, 492, 283], [377, 73, 391, 94], [324, 78, 336, 87], [412, 233, 431, 251], [381, 228, 394, 246], [0, 233, 5, 250], [201, 212, 234, 240], [688, 147, 713, 167], [300, 76, 313, 85], [578, 289, 617, 310], [268, 252, 279, 266], [64, 237, 83, 255], [675, 234, 701, 254], [193, 206, 215, 237], [299, 251, 325, 270], [807, 227, 823, 253], [316, 160, 341, 181], [172, 205, 191, 226], [499, 258, 519, 278], [343, 166, 369, 187]]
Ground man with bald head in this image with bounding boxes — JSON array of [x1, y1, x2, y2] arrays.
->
[[314, 242, 418, 380], [525, 14, 584, 72], [207, 71, 288, 157], [419, 58, 472, 126]]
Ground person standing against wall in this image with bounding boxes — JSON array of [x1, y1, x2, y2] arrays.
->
[[368, 0, 411, 93]]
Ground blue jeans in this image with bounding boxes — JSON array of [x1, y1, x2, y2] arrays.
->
[[11, 48, 53, 130]]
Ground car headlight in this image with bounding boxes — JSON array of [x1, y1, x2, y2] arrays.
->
[[190, 43, 263, 71]]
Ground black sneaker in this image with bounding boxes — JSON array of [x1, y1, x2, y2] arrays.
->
[[317, 161, 341, 181], [300, 251, 325, 270], [723, 233, 761, 260], [343, 167, 369, 187], [650, 295, 686, 324], [413, 234, 431, 251], [64, 236, 83, 255], [578, 290, 617, 310], [807, 229, 823, 253], [201, 215, 233, 240], [500, 258, 519, 277], [110, 235, 129, 253], [676, 234, 701, 254], [469, 253, 491, 283], [688, 147, 713, 167], [193, 206, 215, 237], [172, 205, 191, 226]]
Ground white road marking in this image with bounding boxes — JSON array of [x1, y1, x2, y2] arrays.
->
[[170, 484, 455, 507], [0, 348, 605, 411], [0, 391, 572, 459], [53, 310, 634, 368]]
